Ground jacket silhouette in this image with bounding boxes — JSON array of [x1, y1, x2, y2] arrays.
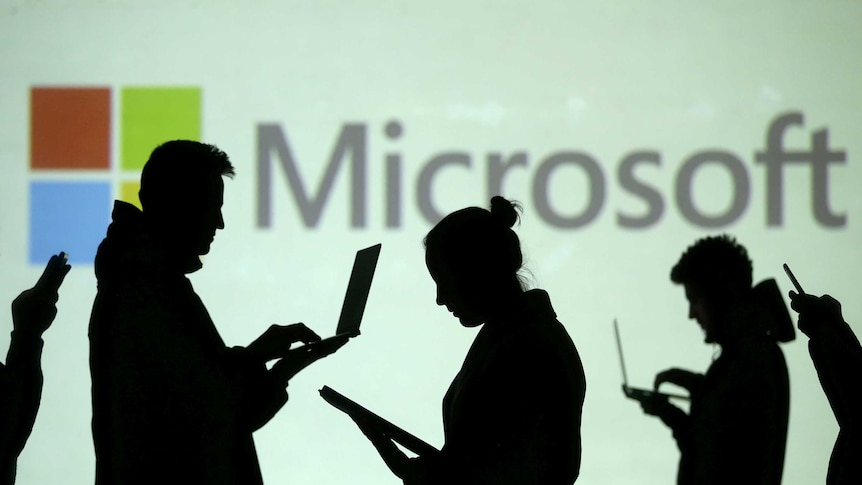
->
[[639, 236, 791, 485], [352, 197, 585, 485], [675, 306, 789, 485], [411, 289, 585, 484], [89, 201, 287, 484]]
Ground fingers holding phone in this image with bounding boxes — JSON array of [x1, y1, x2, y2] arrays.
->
[[790, 292, 844, 337], [12, 252, 72, 335], [783, 263, 847, 337]]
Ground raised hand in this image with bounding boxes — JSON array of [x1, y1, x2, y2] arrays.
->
[[11, 252, 71, 336], [789, 291, 844, 338]]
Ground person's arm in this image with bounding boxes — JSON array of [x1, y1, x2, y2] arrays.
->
[[2, 253, 70, 463], [790, 292, 862, 426], [0, 331, 44, 467], [244, 323, 348, 385], [351, 415, 426, 482], [244, 323, 321, 364], [654, 367, 705, 396], [247, 322, 348, 393], [639, 393, 692, 450], [4, 329, 44, 376], [635, 367, 698, 450], [228, 324, 348, 430], [222, 346, 289, 432]]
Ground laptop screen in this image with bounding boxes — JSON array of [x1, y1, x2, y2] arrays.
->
[[335, 243, 381, 336]]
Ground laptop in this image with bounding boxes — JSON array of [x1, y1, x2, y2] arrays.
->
[[311, 243, 381, 346], [614, 319, 689, 402]]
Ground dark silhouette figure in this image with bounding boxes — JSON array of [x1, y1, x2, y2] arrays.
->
[[1, 252, 70, 484], [353, 196, 586, 484], [789, 291, 862, 485], [636, 235, 792, 485], [88, 141, 346, 484]]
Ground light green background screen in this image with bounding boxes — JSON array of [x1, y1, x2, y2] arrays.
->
[[1, 1, 860, 483]]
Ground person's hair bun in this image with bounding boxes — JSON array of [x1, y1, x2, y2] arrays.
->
[[489, 196, 521, 228]]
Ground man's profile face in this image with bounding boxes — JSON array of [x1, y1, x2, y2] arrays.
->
[[684, 284, 716, 343], [146, 173, 226, 261], [191, 176, 225, 256]]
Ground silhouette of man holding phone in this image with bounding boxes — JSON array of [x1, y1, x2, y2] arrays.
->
[[88, 141, 346, 484], [1, 252, 70, 484]]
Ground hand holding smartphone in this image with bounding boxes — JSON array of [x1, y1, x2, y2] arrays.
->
[[782, 263, 845, 336], [11, 252, 71, 334]]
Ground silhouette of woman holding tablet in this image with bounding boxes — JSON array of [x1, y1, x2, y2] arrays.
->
[[353, 196, 586, 484]]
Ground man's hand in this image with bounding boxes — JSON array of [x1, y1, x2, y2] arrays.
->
[[247, 323, 322, 362], [11, 252, 71, 336], [654, 367, 703, 394], [789, 291, 844, 338], [639, 392, 688, 431], [269, 335, 349, 384]]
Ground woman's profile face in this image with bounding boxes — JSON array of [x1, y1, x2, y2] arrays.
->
[[425, 250, 486, 327]]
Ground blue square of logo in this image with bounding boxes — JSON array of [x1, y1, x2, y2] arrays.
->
[[30, 181, 111, 264]]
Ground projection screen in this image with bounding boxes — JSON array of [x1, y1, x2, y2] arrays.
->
[[1, 1, 860, 483]]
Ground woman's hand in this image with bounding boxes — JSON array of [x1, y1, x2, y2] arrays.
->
[[351, 414, 416, 480], [12, 252, 71, 336]]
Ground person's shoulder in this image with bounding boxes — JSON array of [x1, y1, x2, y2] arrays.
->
[[522, 291, 575, 342], [506, 299, 580, 367]]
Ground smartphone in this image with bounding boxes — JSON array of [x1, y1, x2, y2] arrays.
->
[[782, 263, 805, 295]]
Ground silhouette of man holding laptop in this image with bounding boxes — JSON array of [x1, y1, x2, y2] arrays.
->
[[634, 235, 792, 485], [88, 140, 347, 484]]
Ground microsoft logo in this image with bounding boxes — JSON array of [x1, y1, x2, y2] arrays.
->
[[29, 86, 201, 264]]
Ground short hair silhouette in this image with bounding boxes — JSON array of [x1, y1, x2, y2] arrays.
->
[[424, 196, 525, 288], [670, 234, 753, 293], [89, 140, 346, 483], [139, 140, 235, 215]]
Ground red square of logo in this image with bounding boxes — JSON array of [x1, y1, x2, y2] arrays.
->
[[30, 87, 111, 170]]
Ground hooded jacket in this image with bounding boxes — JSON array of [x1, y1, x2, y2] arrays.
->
[[89, 201, 286, 484], [673, 284, 791, 485]]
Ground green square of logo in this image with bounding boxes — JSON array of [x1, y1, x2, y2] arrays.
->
[[121, 87, 201, 170]]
